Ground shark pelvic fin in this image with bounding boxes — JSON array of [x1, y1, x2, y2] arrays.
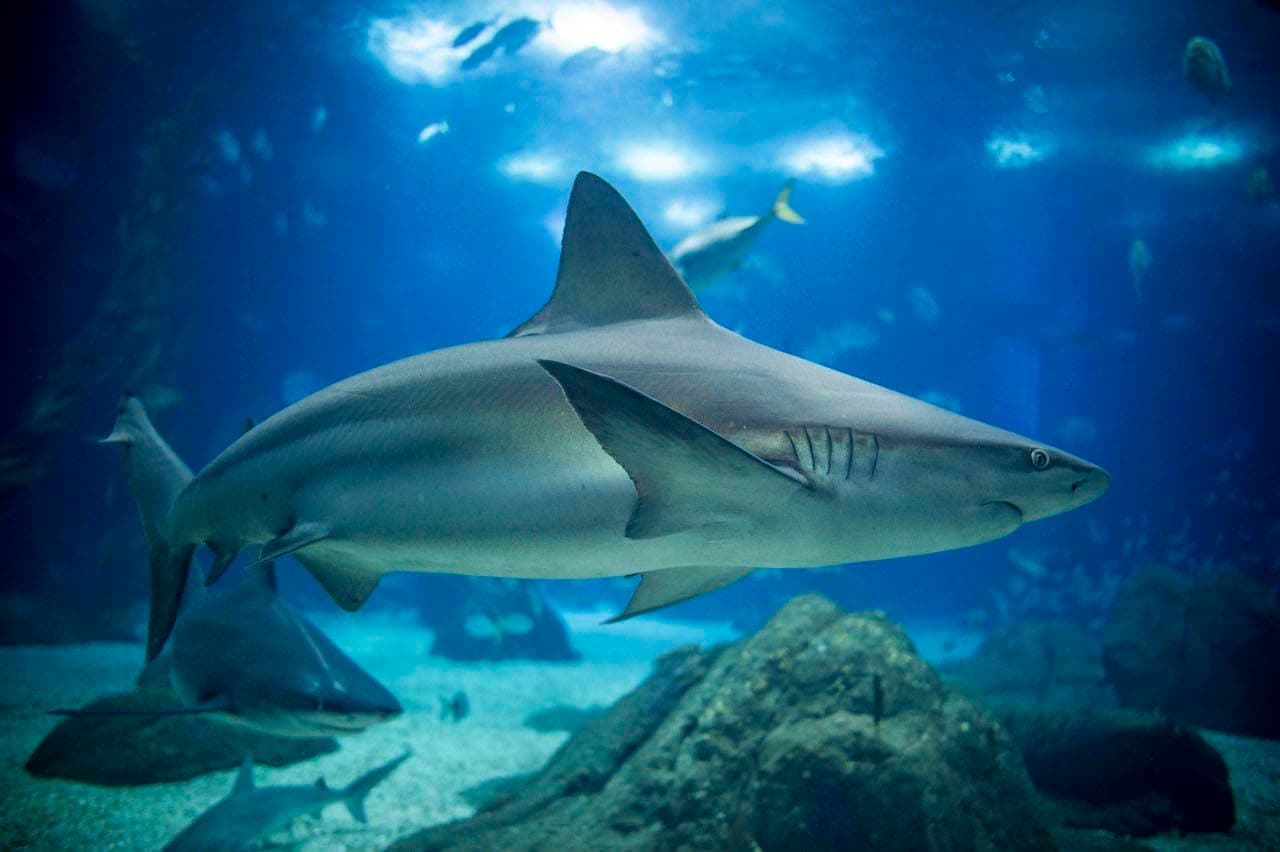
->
[[538, 359, 810, 539], [606, 566, 754, 622], [204, 544, 240, 587], [294, 551, 382, 611], [508, 172, 707, 337], [257, 521, 330, 564]]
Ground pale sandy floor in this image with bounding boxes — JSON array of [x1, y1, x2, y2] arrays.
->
[[0, 611, 736, 851]]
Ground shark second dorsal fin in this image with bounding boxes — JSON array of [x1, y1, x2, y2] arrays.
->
[[233, 753, 255, 795], [508, 172, 707, 337]]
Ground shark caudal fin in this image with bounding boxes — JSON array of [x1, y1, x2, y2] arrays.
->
[[771, 180, 805, 225], [103, 395, 195, 662], [340, 751, 411, 823]]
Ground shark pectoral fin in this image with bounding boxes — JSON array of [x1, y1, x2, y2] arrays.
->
[[257, 521, 331, 564], [538, 359, 810, 540], [606, 566, 754, 622], [293, 552, 381, 611]]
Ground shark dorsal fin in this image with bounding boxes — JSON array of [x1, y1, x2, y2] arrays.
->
[[508, 172, 707, 337], [233, 753, 255, 794]]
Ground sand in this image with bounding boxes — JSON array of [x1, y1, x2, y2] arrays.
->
[[2, 612, 1277, 850], [0, 611, 736, 851]]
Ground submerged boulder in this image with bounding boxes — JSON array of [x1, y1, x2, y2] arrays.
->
[[1102, 566, 1280, 738], [941, 618, 1115, 710], [426, 577, 579, 663], [24, 684, 336, 786], [999, 706, 1235, 837], [392, 595, 1053, 851]]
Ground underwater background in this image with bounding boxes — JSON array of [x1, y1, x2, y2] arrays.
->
[[2, 1, 1279, 849]]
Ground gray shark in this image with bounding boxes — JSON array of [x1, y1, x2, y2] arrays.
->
[[163, 750, 409, 851], [91, 399, 402, 734], [669, 179, 804, 291], [113, 172, 1109, 662]]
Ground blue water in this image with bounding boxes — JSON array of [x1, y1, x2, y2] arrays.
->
[[3, 1, 1278, 636]]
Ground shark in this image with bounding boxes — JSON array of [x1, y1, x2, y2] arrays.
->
[[112, 171, 1109, 663], [54, 557, 402, 737], [90, 398, 402, 734], [162, 750, 409, 851], [669, 179, 805, 291]]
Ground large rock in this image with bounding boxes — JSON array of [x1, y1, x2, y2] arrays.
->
[[941, 618, 1115, 710], [998, 706, 1235, 837], [24, 684, 336, 786], [1102, 566, 1280, 738], [427, 577, 579, 662], [392, 595, 1053, 851]]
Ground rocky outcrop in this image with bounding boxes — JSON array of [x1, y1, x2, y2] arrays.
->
[[941, 618, 1115, 710], [392, 595, 1053, 851], [1102, 566, 1280, 738], [424, 577, 579, 663], [24, 684, 336, 786], [999, 706, 1235, 837]]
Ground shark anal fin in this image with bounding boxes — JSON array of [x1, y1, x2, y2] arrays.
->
[[508, 172, 706, 337], [293, 551, 381, 611], [606, 566, 754, 622], [538, 359, 809, 540], [257, 521, 331, 565]]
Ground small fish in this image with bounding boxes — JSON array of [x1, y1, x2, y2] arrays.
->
[[439, 690, 470, 723], [163, 751, 409, 851], [310, 106, 328, 132], [250, 129, 273, 161], [461, 18, 542, 71], [452, 19, 492, 49], [417, 121, 450, 145]]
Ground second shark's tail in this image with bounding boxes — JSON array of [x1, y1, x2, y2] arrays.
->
[[340, 751, 411, 823], [102, 395, 195, 662], [771, 180, 805, 224]]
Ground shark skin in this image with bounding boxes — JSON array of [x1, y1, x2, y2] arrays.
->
[[163, 751, 409, 851], [114, 171, 1109, 661]]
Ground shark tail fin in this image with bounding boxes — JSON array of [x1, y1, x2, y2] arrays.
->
[[103, 395, 196, 662], [771, 180, 805, 224], [341, 751, 411, 824]]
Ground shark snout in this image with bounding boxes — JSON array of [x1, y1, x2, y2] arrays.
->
[[1071, 466, 1110, 504]]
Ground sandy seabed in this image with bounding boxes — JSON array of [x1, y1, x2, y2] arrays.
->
[[0, 611, 733, 851], [2, 611, 1278, 851]]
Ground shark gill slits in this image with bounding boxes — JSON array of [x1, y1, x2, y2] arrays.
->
[[784, 426, 878, 483], [1030, 448, 1051, 470]]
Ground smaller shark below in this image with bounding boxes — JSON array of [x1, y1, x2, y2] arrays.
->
[[163, 750, 410, 851], [669, 180, 805, 291], [54, 558, 402, 737], [67, 396, 402, 736]]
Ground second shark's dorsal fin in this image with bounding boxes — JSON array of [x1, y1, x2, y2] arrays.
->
[[508, 172, 707, 337], [233, 753, 256, 795]]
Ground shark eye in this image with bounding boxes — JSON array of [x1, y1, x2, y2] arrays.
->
[[1029, 448, 1051, 470]]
